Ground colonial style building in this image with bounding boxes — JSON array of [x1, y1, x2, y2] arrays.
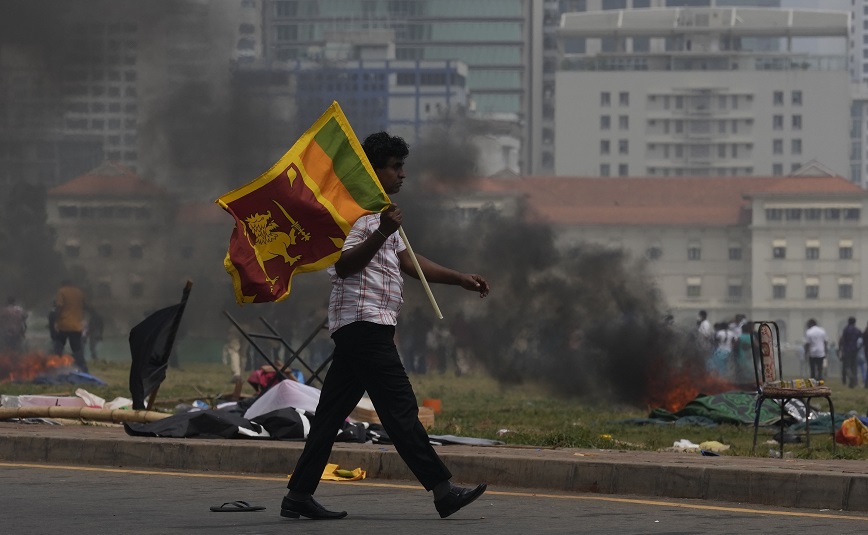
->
[[448, 171, 868, 344], [48, 161, 868, 348], [46, 162, 233, 336]]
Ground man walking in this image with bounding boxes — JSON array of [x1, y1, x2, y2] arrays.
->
[[280, 132, 490, 520]]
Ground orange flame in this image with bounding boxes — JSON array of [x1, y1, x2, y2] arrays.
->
[[0, 352, 76, 383], [644, 357, 739, 413]]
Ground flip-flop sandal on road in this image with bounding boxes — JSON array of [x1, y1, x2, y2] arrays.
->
[[210, 501, 266, 512]]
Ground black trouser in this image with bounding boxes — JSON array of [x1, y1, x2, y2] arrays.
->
[[55, 330, 87, 373], [808, 356, 824, 382], [287, 321, 451, 495], [842, 350, 859, 388]]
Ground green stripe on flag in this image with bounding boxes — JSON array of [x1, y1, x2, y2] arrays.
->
[[313, 118, 389, 212]]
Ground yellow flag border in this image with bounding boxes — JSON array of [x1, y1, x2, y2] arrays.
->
[[216, 101, 390, 304], [216, 101, 390, 212]]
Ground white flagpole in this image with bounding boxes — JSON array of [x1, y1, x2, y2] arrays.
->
[[398, 227, 443, 320]]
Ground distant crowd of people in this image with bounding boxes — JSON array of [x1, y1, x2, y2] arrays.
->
[[696, 310, 868, 388], [808, 316, 868, 389], [696, 310, 755, 385]]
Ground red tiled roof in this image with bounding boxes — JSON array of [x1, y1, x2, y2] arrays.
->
[[48, 161, 167, 197], [470, 176, 866, 226]]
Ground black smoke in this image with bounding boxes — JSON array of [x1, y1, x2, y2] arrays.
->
[[0, 1, 284, 336], [397, 137, 706, 407]]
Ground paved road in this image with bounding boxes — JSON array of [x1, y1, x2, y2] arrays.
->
[[4, 462, 868, 534]]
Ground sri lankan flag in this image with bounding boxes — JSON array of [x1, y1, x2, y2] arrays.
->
[[216, 102, 391, 304]]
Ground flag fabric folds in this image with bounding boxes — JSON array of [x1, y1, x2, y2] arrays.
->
[[217, 101, 391, 304], [129, 282, 192, 410]]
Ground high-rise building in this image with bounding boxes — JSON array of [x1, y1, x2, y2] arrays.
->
[[237, 29, 469, 147], [0, 1, 246, 191], [554, 7, 849, 177], [261, 0, 535, 171], [532, 0, 786, 175]]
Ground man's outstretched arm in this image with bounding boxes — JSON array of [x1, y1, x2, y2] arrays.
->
[[398, 250, 490, 298]]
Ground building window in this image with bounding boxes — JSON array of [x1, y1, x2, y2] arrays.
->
[[805, 208, 821, 220], [766, 209, 783, 221], [839, 280, 854, 299], [792, 90, 802, 106], [773, 91, 784, 105], [600, 115, 610, 130], [687, 245, 701, 260], [772, 280, 787, 299], [773, 139, 783, 154], [618, 163, 628, 176], [600, 163, 610, 176], [773, 115, 783, 130], [785, 208, 801, 221], [600, 140, 610, 155], [840, 240, 854, 259], [728, 283, 743, 299], [618, 115, 628, 130], [772, 163, 783, 175], [129, 243, 143, 259], [601, 92, 611, 107], [792, 115, 802, 130], [618, 139, 628, 155], [805, 277, 819, 299], [772, 240, 786, 259], [728, 246, 742, 260], [686, 277, 701, 297], [805, 245, 820, 260], [646, 246, 662, 260], [619, 92, 629, 106], [825, 208, 841, 220], [844, 208, 861, 220]]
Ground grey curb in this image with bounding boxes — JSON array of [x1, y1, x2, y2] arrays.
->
[[1, 423, 866, 512]]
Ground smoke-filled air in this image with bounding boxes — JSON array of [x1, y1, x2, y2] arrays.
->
[[0, 0, 718, 408]]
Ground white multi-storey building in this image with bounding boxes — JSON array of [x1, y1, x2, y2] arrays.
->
[[553, 7, 850, 178], [449, 172, 867, 345]]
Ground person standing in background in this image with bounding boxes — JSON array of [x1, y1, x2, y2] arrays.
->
[[53, 280, 88, 373], [804, 318, 828, 382], [838, 316, 861, 388]]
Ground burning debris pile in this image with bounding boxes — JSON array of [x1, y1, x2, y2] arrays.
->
[[0, 352, 102, 385]]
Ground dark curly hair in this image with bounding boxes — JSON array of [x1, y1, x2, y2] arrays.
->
[[362, 132, 409, 169]]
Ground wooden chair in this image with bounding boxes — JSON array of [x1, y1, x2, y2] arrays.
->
[[750, 321, 835, 457]]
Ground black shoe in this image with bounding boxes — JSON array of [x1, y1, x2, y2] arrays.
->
[[434, 483, 487, 518], [280, 496, 347, 520]]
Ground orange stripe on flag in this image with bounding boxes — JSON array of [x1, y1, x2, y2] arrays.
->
[[300, 140, 369, 225]]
